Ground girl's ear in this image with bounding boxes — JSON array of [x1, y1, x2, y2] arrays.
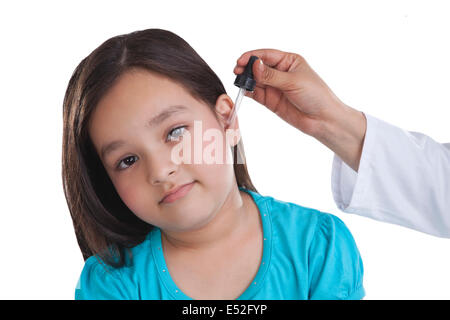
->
[[214, 94, 241, 147], [214, 94, 238, 130]]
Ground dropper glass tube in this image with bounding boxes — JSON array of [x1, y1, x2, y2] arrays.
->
[[227, 87, 246, 126]]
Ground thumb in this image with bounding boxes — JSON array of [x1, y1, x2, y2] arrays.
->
[[254, 58, 293, 90]]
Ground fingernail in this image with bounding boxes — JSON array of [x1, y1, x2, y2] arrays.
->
[[258, 58, 264, 72]]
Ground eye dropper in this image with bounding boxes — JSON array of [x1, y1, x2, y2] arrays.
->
[[226, 55, 259, 127]]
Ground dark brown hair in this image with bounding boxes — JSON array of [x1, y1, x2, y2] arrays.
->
[[62, 28, 258, 268]]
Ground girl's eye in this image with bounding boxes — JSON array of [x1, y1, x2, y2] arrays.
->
[[115, 125, 188, 171], [166, 125, 187, 142], [116, 155, 137, 170]]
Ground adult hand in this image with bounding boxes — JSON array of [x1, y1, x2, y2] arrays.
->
[[233, 49, 367, 171]]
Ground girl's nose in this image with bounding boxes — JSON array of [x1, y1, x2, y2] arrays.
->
[[147, 153, 178, 185]]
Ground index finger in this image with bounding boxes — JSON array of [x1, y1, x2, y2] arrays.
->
[[236, 48, 290, 68]]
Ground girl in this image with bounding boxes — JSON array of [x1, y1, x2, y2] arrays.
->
[[62, 28, 364, 300]]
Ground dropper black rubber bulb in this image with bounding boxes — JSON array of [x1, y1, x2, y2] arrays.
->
[[226, 56, 259, 127], [234, 55, 258, 91]]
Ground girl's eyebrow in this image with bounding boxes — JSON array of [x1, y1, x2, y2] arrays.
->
[[100, 104, 188, 160]]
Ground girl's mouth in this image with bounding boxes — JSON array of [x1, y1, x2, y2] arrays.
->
[[160, 181, 196, 204]]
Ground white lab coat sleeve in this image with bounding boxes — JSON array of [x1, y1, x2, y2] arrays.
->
[[331, 113, 450, 238]]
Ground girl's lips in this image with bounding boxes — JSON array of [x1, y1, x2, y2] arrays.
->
[[160, 181, 195, 204]]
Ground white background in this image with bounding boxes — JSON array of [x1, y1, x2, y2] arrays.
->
[[1, 0, 449, 299]]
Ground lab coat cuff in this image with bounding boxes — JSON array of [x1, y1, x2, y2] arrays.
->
[[331, 112, 379, 216]]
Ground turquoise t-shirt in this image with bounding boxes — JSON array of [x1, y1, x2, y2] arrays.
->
[[75, 187, 365, 300]]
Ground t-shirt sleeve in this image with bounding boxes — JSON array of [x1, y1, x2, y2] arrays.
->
[[307, 213, 365, 300], [75, 256, 134, 300]]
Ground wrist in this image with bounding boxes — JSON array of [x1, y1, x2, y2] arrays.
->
[[314, 102, 367, 172]]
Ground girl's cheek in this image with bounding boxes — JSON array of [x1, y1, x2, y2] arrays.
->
[[114, 181, 142, 212]]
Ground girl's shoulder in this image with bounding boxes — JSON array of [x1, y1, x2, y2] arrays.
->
[[247, 188, 358, 251], [268, 194, 347, 231], [255, 192, 365, 300], [75, 233, 156, 300], [246, 189, 364, 299], [75, 254, 128, 299], [246, 188, 335, 228]]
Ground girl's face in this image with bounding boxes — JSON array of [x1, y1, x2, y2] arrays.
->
[[88, 68, 239, 232]]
